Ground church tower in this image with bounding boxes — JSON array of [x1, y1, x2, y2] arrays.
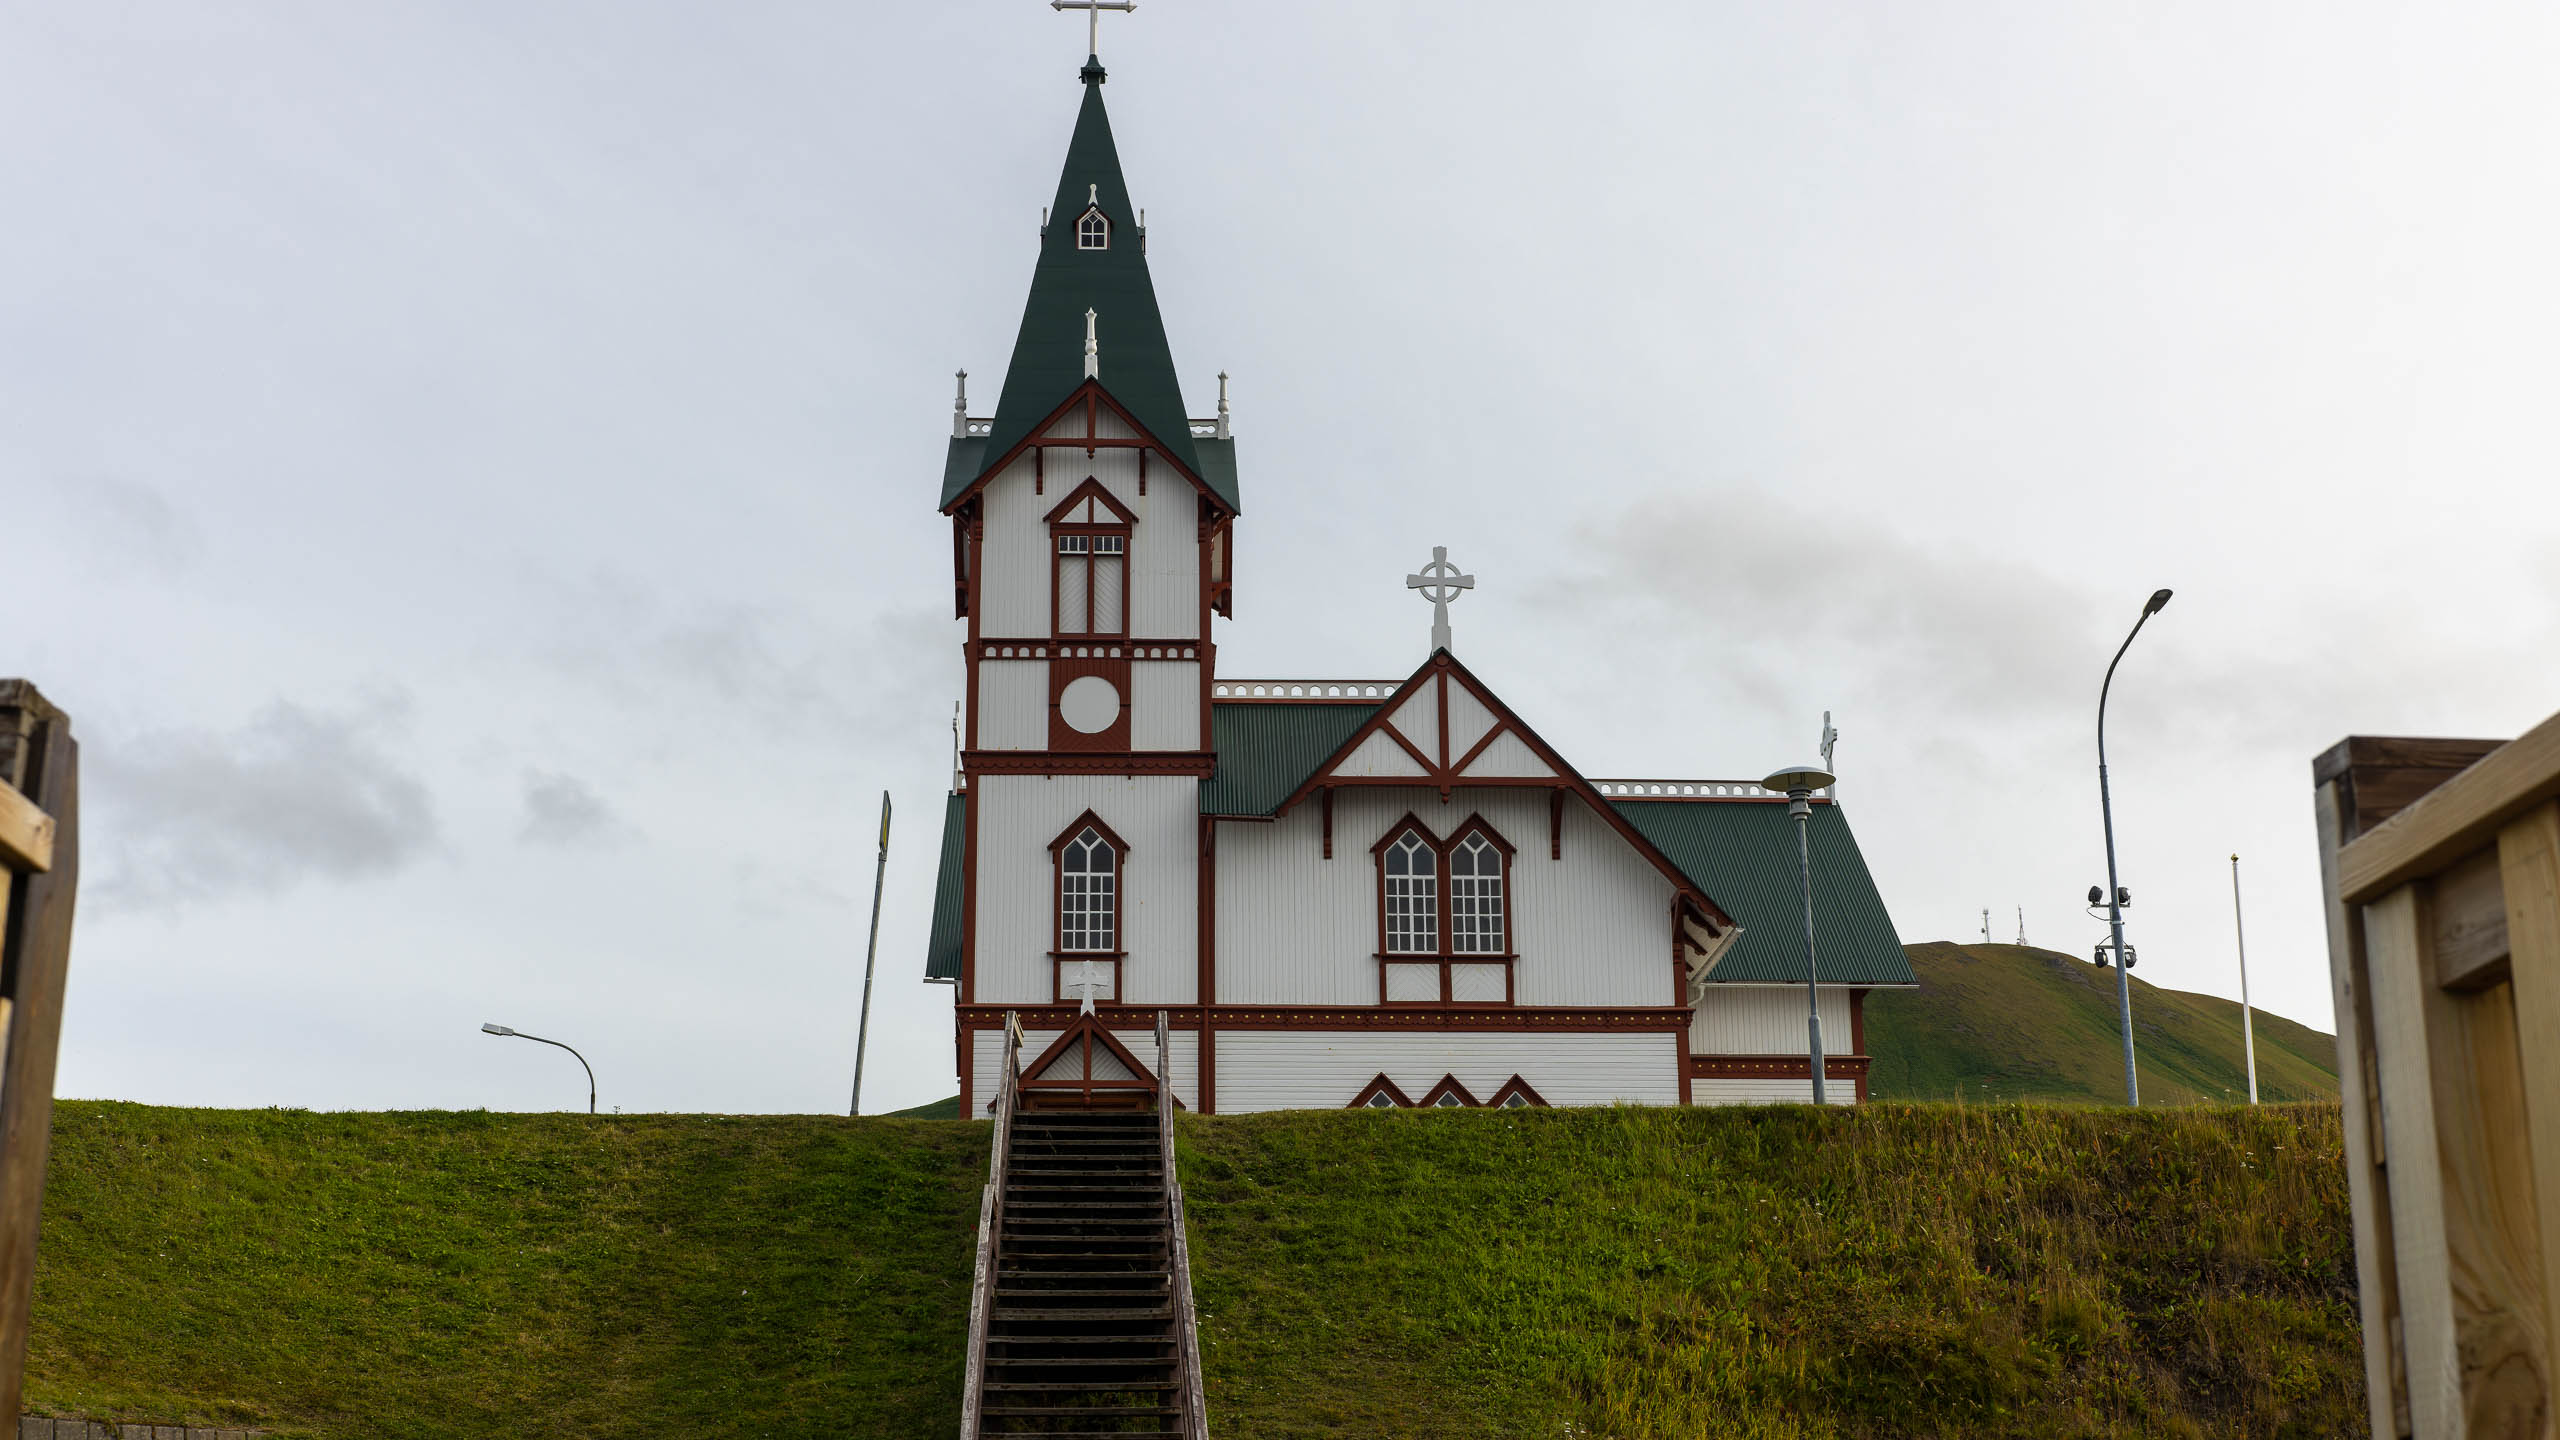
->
[[935, 52, 1234, 1102]]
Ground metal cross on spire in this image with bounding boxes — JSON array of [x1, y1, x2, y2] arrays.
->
[[1405, 546, 1475, 654], [1051, 0, 1136, 57]]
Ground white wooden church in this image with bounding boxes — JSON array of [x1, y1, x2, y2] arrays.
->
[[922, 49, 1914, 1116]]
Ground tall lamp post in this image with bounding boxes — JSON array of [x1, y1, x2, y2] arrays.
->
[[481, 1023, 596, 1114], [2231, 852, 2258, 1105], [2096, 587, 2173, 1107], [851, 790, 893, 1117], [1762, 762, 1838, 1106]]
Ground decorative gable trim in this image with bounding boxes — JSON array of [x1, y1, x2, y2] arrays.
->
[[1044, 476, 1139, 527], [1277, 651, 1736, 934], [944, 379, 1222, 517], [1018, 1011, 1166, 1110], [1348, 1073, 1415, 1109], [1417, 1073, 1481, 1108], [1486, 1074, 1549, 1109]]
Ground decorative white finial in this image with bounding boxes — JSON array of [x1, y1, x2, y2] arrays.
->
[[1065, 956, 1108, 1015], [1216, 371, 1230, 438], [1083, 308, 1099, 379], [952, 369, 969, 439], [1405, 546, 1475, 654], [1088, 183, 1099, 207], [1051, 0, 1136, 58]]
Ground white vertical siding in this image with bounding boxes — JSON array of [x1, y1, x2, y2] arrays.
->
[[1457, 731, 1556, 778], [979, 464, 1049, 635], [1130, 661, 1200, 749], [1214, 789, 1677, 1009], [1336, 730, 1427, 777], [968, 1025, 1201, 1114], [1444, 685, 1496, 761], [971, 775, 1199, 1006], [1384, 684, 1439, 757], [1211, 1030, 1679, 1112], [977, 661, 1050, 750], [1691, 1077, 1856, 1107], [1689, 987, 1855, 1054]]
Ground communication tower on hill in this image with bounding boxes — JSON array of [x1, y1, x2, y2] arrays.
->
[[2016, 907, 2027, 946]]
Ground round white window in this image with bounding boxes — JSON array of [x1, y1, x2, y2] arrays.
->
[[1058, 675, 1121, 734]]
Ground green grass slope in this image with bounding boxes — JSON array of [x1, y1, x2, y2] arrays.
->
[[25, 1101, 2360, 1439], [1868, 943, 2339, 1106]]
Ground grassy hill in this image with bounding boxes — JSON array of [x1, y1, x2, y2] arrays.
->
[[1868, 943, 2339, 1107], [25, 1100, 2362, 1439]]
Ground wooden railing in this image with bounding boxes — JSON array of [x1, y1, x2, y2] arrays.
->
[[2314, 718, 2560, 1439], [1157, 1012, 1209, 1440], [0, 681, 76, 1426], [957, 1012, 1023, 1440]]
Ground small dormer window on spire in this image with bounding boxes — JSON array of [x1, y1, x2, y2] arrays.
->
[[1078, 207, 1109, 250]]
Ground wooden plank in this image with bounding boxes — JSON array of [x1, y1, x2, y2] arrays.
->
[[0, 784, 48, 875], [2363, 883, 2467, 1437], [2318, 778, 2412, 1438], [0, 718, 75, 1425], [2433, 846, 2512, 991], [2344, 711, 2560, 904], [2499, 799, 2560, 1419]]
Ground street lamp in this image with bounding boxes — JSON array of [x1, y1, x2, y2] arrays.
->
[[1761, 762, 1839, 1106], [481, 1023, 596, 1114], [2096, 587, 2172, 1107]]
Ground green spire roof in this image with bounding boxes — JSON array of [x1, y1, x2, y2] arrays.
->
[[972, 58, 1202, 492]]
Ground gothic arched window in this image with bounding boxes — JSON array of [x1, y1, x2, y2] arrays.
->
[[1077, 207, 1109, 250], [1450, 833, 1505, 954], [1373, 815, 1517, 1006], [1381, 831, 1437, 955], [1049, 811, 1129, 1004]]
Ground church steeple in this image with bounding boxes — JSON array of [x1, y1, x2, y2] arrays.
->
[[973, 58, 1201, 485]]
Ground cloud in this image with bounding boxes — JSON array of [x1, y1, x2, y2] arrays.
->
[[75, 475, 205, 576], [88, 694, 437, 912], [518, 770, 627, 848]]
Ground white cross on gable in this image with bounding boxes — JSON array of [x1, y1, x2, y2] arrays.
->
[[1063, 956, 1109, 1015], [1050, 0, 1136, 57], [1405, 546, 1475, 654]]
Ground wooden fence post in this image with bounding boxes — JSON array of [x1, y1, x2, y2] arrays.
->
[[0, 681, 78, 1424]]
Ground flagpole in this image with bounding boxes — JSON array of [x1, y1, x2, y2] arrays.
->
[[851, 791, 893, 1116], [2232, 852, 2257, 1105]]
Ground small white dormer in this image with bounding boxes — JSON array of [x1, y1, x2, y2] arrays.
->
[[1077, 183, 1109, 249]]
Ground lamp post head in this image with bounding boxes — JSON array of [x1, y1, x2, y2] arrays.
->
[[1760, 765, 1836, 797], [481, 1023, 515, 1037], [2144, 588, 2173, 615]]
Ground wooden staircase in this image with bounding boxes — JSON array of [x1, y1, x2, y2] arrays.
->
[[961, 1014, 1207, 1440]]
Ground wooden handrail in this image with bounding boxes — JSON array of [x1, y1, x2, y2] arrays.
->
[[2339, 707, 2560, 904], [1157, 1011, 1209, 1439], [958, 1012, 1023, 1440]]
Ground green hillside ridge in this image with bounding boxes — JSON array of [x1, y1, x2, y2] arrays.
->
[[26, 1100, 2361, 1439], [1868, 942, 2339, 1107]]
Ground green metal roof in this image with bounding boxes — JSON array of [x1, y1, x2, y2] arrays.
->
[[1611, 801, 1915, 986], [923, 790, 967, 982], [953, 59, 1227, 511], [1201, 702, 1380, 816]]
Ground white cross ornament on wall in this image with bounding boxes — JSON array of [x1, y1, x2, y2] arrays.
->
[[1064, 956, 1109, 1015], [1406, 546, 1475, 654]]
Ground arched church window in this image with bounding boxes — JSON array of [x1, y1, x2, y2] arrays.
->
[[1059, 827, 1117, 951], [1450, 834, 1505, 954], [1382, 832, 1437, 954], [1078, 207, 1109, 249]]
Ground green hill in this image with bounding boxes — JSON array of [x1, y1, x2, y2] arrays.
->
[[24, 1100, 2362, 1439], [1867, 942, 2339, 1107]]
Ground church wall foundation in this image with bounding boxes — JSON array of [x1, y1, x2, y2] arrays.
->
[[1210, 1030, 1679, 1113]]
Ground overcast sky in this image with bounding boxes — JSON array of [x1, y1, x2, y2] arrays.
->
[[8, 4, 2556, 1115]]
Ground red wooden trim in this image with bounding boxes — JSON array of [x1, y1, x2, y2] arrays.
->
[[1320, 787, 1332, 859], [966, 751, 1215, 777], [1349, 1073, 1416, 1109], [1675, 1023, 1693, 1105], [1034, 445, 1044, 495], [1379, 720, 1438, 774], [1434, 670, 1451, 772], [1138, 447, 1147, 496], [1687, 1054, 1873, 1080], [960, 781, 979, 1004], [1047, 808, 1133, 857], [957, 1004, 1691, 1032], [1019, 1011, 1163, 1110], [941, 379, 1213, 513], [1197, 815, 1217, 1010], [1198, 1026, 1216, 1115], [1486, 1074, 1549, 1109], [957, 1022, 973, 1119], [1449, 721, 1510, 778], [1042, 476, 1138, 526], [1550, 786, 1565, 861], [1270, 651, 1737, 931], [1417, 1073, 1481, 1108], [1851, 990, 1868, 1103]]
